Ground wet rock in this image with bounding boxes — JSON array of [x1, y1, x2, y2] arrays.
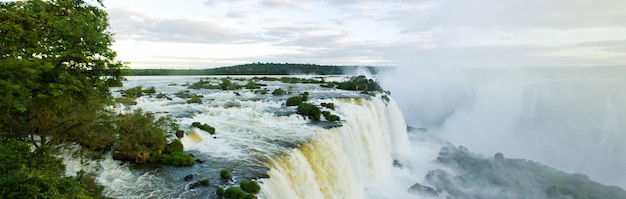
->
[[184, 174, 194, 181], [408, 182, 438, 196], [393, 160, 403, 167], [189, 181, 202, 189], [175, 130, 185, 138], [195, 159, 205, 163]]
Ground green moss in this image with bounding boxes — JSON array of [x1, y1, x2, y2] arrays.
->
[[200, 179, 210, 186], [297, 103, 321, 121], [164, 139, 184, 153], [240, 179, 261, 194], [224, 187, 247, 199], [191, 122, 215, 134], [322, 111, 341, 121], [154, 152, 195, 166], [216, 186, 225, 197], [220, 169, 232, 179], [187, 96, 202, 104], [115, 97, 137, 106], [245, 81, 261, 89], [156, 92, 167, 99], [120, 86, 144, 98], [286, 95, 304, 106], [272, 88, 286, 96], [142, 86, 156, 94], [320, 102, 335, 110]]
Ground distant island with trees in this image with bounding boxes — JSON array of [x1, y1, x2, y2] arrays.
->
[[128, 62, 390, 76]]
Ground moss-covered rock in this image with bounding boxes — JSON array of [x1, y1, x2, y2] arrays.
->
[[191, 122, 215, 134], [286, 95, 304, 106], [221, 169, 232, 179], [297, 103, 321, 121]]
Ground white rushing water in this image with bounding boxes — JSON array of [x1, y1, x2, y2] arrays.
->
[[90, 75, 446, 198]]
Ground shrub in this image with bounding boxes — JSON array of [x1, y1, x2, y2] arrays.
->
[[115, 97, 137, 106], [272, 88, 286, 96], [216, 186, 225, 197], [164, 139, 184, 153], [200, 179, 210, 186], [246, 194, 258, 199], [320, 102, 335, 110], [322, 111, 341, 121], [187, 96, 202, 104], [240, 179, 261, 194], [156, 92, 167, 98], [220, 169, 232, 179], [245, 81, 261, 89], [224, 187, 247, 199], [120, 86, 144, 98], [285, 96, 303, 106], [192, 122, 216, 134], [154, 152, 195, 166], [143, 86, 156, 94], [336, 75, 383, 92], [297, 103, 321, 121]]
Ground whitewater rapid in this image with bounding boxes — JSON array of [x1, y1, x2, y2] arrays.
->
[[81, 75, 445, 198]]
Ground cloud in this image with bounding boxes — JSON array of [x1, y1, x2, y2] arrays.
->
[[107, 7, 265, 44]]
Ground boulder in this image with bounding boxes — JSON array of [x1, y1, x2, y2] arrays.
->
[[184, 174, 194, 181], [408, 182, 438, 196]]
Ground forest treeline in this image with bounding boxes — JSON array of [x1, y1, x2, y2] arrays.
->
[[129, 63, 390, 76]]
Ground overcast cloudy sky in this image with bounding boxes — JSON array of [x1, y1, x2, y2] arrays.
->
[[104, 0, 626, 69]]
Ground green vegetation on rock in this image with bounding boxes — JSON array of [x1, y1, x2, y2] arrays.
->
[[320, 102, 335, 110], [191, 122, 216, 134], [220, 169, 232, 179], [286, 95, 305, 106], [240, 179, 261, 194], [297, 103, 321, 121], [272, 88, 286, 96], [322, 111, 341, 121]]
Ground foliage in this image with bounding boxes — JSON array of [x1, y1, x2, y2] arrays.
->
[[142, 86, 156, 95], [244, 80, 261, 89], [220, 169, 232, 179], [297, 103, 321, 121], [164, 139, 184, 154], [156, 92, 167, 99], [335, 75, 383, 92], [223, 187, 247, 199], [322, 111, 341, 122], [272, 88, 286, 96], [187, 96, 202, 104], [152, 152, 195, 166], [113, 110, 167, 163], [320, 102, 335, 110], [200, 179, 210, 186], [0, 0, 125, 149], [220, 78, 242, 90], [285, 95, 305, 106], [115, 97, 137, 106], [216, 186, 225, 197], [188, 79, 220, 90], [426, 146, 626, 199], [175, 90, 199, 98], [191, 122, 215, 134], [120, 86, 144, 99], [240, 179, 261, 194], [0, 140, 107, 199], [129, 63, 389, 76]]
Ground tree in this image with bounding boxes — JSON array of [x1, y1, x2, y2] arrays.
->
[[0, 0, 125, 148]]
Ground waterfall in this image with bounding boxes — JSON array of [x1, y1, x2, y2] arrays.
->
[[260, 96, 411, 198]]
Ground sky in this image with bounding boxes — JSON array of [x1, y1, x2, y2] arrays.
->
[[103, 0, 626, 69]]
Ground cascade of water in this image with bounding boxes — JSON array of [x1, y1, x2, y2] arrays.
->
[[259, 96, 415, 198]]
